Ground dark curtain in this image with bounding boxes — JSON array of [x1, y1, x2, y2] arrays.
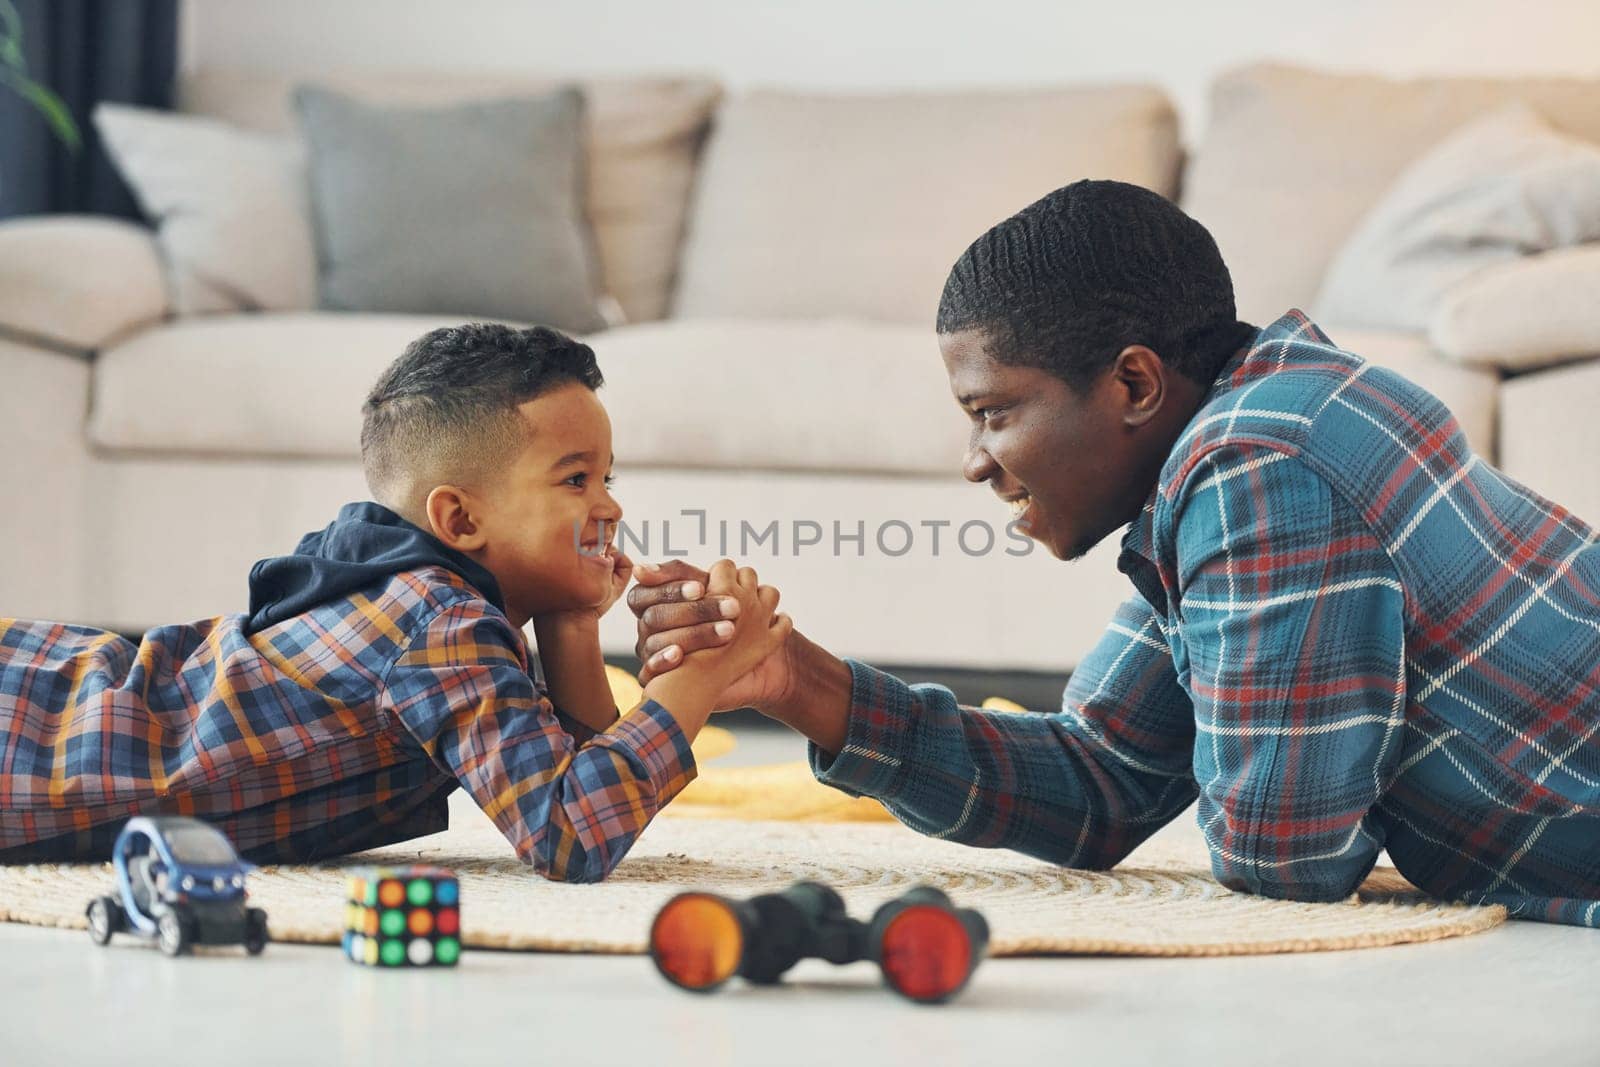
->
[[0, 0, 178, 219]]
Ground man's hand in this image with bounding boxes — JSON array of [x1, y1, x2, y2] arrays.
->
[[628, 560, 794, 713]]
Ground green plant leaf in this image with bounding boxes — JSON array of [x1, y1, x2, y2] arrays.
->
[[0, 0, 25, 71], [0, 66, 80, 151]]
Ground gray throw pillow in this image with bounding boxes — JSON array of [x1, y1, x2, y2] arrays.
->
[[294, 85, 605, 333]]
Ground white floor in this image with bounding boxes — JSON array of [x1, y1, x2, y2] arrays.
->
[[5, 725, 1600, 1067]]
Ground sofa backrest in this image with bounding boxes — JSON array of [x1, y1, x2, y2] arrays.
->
[[672, 85, 1182, 325], [1183, 63, 1600, 326], [179, 69, 722, 325]]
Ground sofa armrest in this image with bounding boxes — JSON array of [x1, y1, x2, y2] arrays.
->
[[0, 215, 169, 353]]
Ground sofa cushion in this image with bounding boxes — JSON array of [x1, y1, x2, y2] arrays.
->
[[294, 86, 605, 333], [88, 313, 473, 459], [586, 319, 967, 475], [1318, 326, 1500, 461], [1184, 64, 1600, 326], [88, 316, 970, 476], [673, 86, 1181, 324], [1500, 361, 1600, 527], [179, 70, 721, 325]]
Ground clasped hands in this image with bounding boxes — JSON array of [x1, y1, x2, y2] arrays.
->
[[627, 560, 798, 714]]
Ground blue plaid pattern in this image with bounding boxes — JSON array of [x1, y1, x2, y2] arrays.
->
[[814, 311, 1600, 925]]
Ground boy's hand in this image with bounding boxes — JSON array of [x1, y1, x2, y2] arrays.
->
[[630, 560, 796, 712], [597, 547, 634, 619], [659, 560, 791, 705], [643, 559, 793, 710], [532, 548, 634, 633]]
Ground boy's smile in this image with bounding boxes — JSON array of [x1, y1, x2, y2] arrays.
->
[[427, 382, 623, 626], [489, 383, 622, 623]]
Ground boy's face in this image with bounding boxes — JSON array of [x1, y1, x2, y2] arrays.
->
[[471, 383, 621, 623]]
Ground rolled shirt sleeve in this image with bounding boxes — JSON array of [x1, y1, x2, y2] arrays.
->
[[810, 594, 1199, 869], [381, 601, 696, 883]]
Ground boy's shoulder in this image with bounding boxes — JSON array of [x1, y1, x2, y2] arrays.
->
[[265, 564, 526, 667]]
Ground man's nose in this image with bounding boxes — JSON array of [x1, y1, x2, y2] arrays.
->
[[962, 440, 998, 484]]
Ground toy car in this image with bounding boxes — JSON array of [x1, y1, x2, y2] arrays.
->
[[85, 816, 268, 957]]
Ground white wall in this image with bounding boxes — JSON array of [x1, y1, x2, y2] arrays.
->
[[184, 0, 1600, 138]]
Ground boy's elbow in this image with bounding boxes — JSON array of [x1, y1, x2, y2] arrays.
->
[[549, 859, 609, 884], [516, 837, 615, 884]]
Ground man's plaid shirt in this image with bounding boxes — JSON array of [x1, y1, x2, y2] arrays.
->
[[814, 311, 1600, 925], [0, 567, 695, 881]]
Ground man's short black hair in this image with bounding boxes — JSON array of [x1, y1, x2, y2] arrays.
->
[[937, 179, 1255, 391], [361, 323, 603, 511]]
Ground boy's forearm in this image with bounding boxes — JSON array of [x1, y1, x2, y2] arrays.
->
[[641, 671, 720, 742], [530, 617, 619, 733]]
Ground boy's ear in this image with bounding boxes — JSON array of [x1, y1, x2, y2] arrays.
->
[[424, 485, 489, 553]]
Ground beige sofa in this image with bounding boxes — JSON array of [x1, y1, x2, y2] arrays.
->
[[1, 64, 1594, 681]]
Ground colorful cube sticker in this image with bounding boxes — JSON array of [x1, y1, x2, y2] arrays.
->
[[342, 865, 460, 967]]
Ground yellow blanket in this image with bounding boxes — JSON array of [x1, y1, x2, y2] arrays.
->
[[609, 666, 1029, 823]]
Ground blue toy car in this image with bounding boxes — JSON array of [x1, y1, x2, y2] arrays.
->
[[85, 816, 268, 957]]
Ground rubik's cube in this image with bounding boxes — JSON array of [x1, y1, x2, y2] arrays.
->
[[343, 865, 461, 967]]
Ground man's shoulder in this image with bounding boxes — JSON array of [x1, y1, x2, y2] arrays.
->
[[1164, 313, 1467, 501]]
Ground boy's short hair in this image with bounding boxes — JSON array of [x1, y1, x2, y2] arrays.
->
[[361, 323, 603, 510]]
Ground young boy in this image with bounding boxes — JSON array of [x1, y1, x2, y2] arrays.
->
[[0, 323, 789, 882]]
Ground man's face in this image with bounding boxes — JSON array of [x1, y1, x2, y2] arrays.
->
[[939, 328, 1176, 562], [474, 383, 622, 621]]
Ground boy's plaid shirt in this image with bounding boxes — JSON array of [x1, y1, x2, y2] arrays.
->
[[814, 311, 1600, 925], [0, 568, 695, 881]]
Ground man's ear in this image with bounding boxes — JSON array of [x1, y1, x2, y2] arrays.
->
[[424, 485, 489, 552], [1113, 345, 1166, 427]]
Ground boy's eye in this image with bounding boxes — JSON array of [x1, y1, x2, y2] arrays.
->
[[603, 473, 617, 488]]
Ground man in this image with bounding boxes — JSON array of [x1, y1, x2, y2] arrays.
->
[[630, 180, 1600, 925]]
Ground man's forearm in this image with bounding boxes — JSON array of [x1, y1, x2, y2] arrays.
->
[[530, 618, 620, 733], [760, 632, 852, 754]]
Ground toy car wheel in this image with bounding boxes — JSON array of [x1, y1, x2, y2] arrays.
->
[[157, 910, 191, 957], [244, 908, 269, 955], [86, 896, 122, 946]]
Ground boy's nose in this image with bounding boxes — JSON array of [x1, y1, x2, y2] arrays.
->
[[595, 491, 623, 522]]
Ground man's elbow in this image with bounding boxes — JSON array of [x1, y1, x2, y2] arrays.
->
[[1212, 856, 1364, 904], [1072, 837, 1143, 872], [1011, 824, 1146, 872]]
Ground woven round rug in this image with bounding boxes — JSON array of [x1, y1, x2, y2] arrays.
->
[[0, 804, 1504, 957]]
